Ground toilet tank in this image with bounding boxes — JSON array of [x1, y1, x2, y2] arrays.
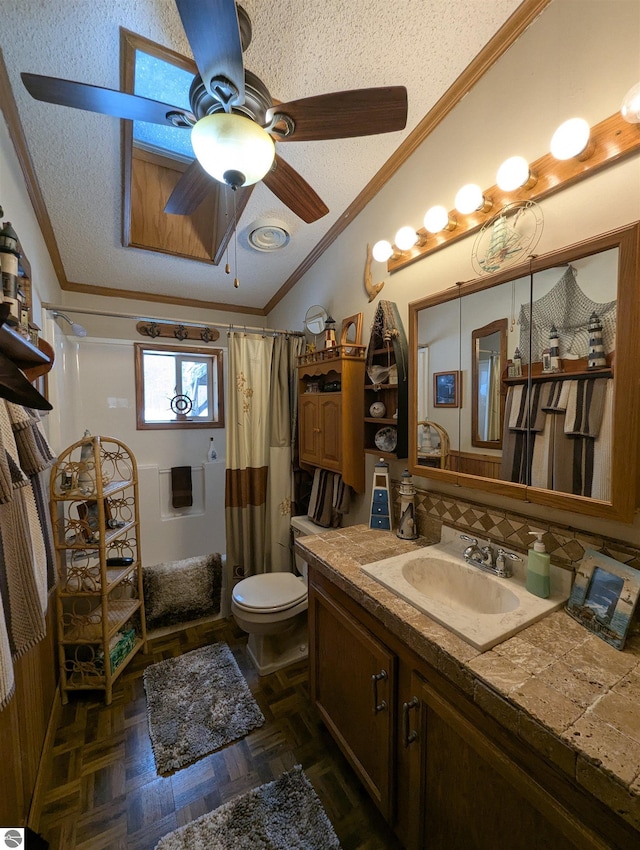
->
[[290, 515, 323, 578]]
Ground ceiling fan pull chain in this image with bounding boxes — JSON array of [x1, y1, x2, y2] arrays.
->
[[233, 188, 240, 288]]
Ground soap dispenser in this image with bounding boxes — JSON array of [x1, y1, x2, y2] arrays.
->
[[526, 531, 550, 598], [207, 436, 217, 462]]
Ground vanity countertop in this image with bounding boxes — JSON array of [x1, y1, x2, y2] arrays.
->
[[297, 524, 640, 832]]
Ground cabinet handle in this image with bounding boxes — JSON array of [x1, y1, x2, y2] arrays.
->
[[371, 669, 388, 713], [403, 696, 419, 746]]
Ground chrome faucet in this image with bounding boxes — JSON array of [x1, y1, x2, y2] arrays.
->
[[459, 535, 521, 578]]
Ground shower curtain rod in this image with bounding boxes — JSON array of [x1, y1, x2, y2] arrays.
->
[[42, 303, 303, 337]]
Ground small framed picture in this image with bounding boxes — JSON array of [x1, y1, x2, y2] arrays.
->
[[433, 371, 460, 408], [77, 500, 111, 543], [566, 549, 640, 650]]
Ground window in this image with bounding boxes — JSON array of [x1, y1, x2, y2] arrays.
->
[[134, 344, 224, 430]]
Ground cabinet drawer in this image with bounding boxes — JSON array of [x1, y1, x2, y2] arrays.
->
[[370, 515, 391, 529]]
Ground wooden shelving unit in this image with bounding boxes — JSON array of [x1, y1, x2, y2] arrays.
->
[[364, 311, 409, 462], [49, 435, 147, 704], [297, 344, 366, 493]]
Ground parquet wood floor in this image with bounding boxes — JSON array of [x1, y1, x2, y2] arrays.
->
[[32, 618, 403, 850]]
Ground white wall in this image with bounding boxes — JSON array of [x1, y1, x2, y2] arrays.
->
[[268, 0, 640, 544], [51, 336, 227, 565]]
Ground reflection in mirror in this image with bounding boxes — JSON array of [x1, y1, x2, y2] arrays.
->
[[472, 319, 507, 448], [409, 223, 640, 521], [304, 305, 328, 336], [415, 296, 460, 474], [504, 249, 617, 499]]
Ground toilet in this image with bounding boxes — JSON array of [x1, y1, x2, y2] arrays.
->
[[231, 515, 320, 675]]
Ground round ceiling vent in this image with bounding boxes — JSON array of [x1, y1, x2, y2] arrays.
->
[[247, 218, 291, 252]]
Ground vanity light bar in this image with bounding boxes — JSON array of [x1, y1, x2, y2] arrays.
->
[[386, 109, 640, 274]]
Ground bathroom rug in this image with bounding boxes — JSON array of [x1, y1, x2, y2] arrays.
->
[[155, 765, 341, 849], [144, 641, 264, 774]]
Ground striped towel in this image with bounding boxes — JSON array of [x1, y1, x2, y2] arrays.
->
[[541, 381, 571, 412], [508, 383, 546, 433], [307, 469, 351, 528], [564, 378, 609, 437]]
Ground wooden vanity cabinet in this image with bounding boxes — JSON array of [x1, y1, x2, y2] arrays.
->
[[407, 673, 606, 850], [308, 581, 395, 819], [308, 567, 639, 850], [297, 346, 366, 493]]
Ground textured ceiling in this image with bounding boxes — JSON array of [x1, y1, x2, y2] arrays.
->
[[2, 0, 524, 313]]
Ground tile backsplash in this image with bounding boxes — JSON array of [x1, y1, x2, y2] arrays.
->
[[393, 484, 640, 576]]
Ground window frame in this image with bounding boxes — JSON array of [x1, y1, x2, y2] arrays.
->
[[134, 342, 224, 430]]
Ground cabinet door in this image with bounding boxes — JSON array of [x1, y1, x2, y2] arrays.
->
[[409, 673, 608, 850], [299, 395, 322, 465], [318, 394, 341, 468], [309, 582, 395, 819]]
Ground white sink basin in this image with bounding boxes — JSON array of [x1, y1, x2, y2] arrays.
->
[[401, 556, 520, 615], [362, 526, 571, 651]]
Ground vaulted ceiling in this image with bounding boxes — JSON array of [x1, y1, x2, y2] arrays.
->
[[1, 1, 542, 314]]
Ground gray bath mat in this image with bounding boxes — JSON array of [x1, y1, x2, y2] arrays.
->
[[155, 765, 341, 849], [143, 642, 264, 775]]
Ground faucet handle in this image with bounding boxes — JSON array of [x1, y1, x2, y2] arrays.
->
[[460, 534, 478, 545], [497, 548, 522, 561]]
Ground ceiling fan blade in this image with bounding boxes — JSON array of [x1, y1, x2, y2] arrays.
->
[[165, 159, 215, 215], [211, 182, 254, 264], [267, 86, 408, 142], [175, 0, 245, 108], [21, 73, 194, 126], [164, 161, 254, 264], [262, 155, 329, 223]]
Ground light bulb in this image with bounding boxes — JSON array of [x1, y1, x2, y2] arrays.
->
[[550, 118, 591, 160], [496, 156, 536, 191], [394, 226, 418, 251], [424, 206, 450, 233], [191, 113, 275, 187], [372, 240, 393, 262], [621, 81, 640, 123], [455, 183, 487, 215]]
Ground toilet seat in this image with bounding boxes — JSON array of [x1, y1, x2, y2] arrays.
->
[[232, 572, 307, 613]]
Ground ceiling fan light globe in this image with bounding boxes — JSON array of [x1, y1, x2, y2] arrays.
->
[[191, 113, 275, 187]]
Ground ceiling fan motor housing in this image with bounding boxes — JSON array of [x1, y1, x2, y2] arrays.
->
[[189, 69, 272, 124]]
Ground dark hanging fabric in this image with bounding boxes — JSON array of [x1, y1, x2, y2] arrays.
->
[[171, 466, 193, 508]]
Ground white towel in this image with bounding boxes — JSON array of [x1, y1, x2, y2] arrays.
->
[[591, 380, 613, 501]]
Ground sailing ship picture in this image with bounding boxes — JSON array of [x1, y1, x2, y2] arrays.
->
[[472, 201, 544, 275]]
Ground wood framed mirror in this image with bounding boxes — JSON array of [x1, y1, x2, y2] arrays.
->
[[471, 319, 508, 449], [408, 222, 640, 523]]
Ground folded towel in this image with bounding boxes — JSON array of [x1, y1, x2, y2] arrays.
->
[[171, 466, 193, 508], [541, 380, 570, 412], [508, 383, 545, 433], [564, 378, 609, 437]]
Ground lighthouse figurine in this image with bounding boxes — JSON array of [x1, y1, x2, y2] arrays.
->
[[587, 312, 607, 369], [549, 324, 562, 372], [396, 470, 418, 540], [369, 458, 392, 530]]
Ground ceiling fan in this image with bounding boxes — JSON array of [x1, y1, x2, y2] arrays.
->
[[21, 0, 408, 232]]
